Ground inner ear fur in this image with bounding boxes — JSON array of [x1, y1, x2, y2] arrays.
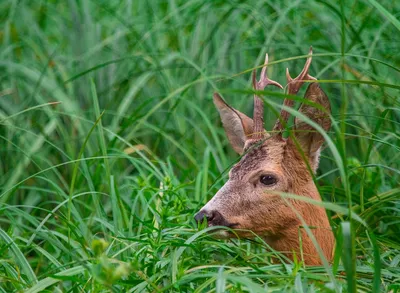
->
[[294, 83, 331, 171], [213, 93, 254, 154]]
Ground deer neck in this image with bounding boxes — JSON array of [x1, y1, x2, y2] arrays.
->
[[265, 180, 335, 265]]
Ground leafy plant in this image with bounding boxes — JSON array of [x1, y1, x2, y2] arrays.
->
[[0, 0, 399, 292]]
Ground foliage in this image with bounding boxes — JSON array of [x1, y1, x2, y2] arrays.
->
[[0, 0, 399, 292]]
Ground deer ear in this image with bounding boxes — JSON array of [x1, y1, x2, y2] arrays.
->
[[213, 93, 254, 154], [294, 83, 331, 171]]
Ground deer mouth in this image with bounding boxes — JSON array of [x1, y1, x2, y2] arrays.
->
[[208, 223, 239, 229], [207, 220, 239, 229], [225, 222, 239, 228], [207, 222, 240, 239]]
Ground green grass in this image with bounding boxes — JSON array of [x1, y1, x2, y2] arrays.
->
[[1, 0, 400, 292]]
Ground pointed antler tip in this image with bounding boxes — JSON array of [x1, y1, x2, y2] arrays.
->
[[264, 53, 269, 64], [307, 74, 317, 81], [308, 46, 313, 57], [275, 82, 284, 89], [286, 68, 292, 81]]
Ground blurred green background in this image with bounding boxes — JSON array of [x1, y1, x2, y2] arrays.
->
[[0, 1, 399, 292]]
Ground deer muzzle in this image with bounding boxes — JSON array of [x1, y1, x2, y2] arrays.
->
[[194, 209, 234, 227]]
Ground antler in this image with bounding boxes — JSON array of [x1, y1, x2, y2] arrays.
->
[[252, 54, 283, 139], [273, 47, 316, 133]]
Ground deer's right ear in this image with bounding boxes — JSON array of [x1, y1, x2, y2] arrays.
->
[[213, 93, 254, 154], [294, 83, 331, 171]]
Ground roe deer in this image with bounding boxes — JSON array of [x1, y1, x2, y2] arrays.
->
[[194, 48, 334, 265]]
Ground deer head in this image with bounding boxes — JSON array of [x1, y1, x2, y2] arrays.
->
[[195, 48, 335, 265]]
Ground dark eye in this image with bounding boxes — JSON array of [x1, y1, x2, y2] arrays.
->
[[260, 175, 277, 186]]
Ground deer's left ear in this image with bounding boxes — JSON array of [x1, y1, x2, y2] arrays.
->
[[294, 83, 331, 171]]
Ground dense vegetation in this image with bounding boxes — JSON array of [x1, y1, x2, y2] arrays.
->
[[1, 1, 399, 292]]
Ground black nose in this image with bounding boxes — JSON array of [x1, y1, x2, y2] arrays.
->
[[194, 210, 214, 223], [194, 210, 225, 226]]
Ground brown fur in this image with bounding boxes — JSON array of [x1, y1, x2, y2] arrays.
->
[[198, 135, 334, 265], [196, 52, 334, 265]]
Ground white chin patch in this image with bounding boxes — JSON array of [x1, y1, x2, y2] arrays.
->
[[212, 230, 230, 239]]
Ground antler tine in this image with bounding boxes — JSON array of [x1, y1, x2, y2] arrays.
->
[[252, 53, 283, 140], [257, 54, 284, 90], [273, 47, 316, 133], [286, 47, 316, 95]]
